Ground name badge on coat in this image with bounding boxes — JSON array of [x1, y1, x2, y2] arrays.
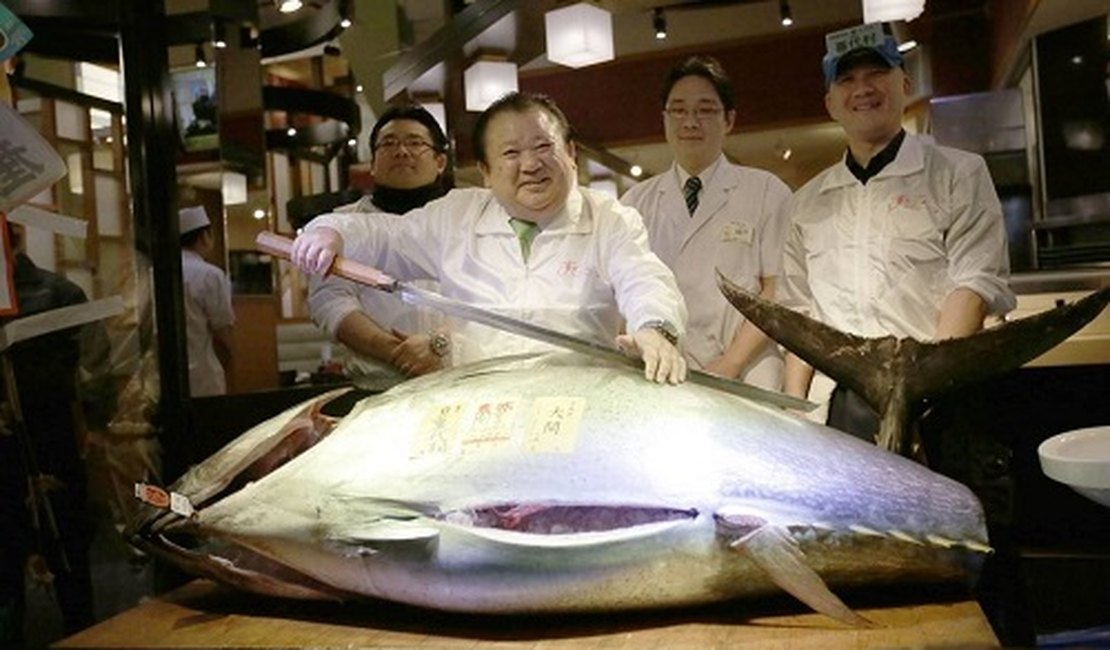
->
[[721, 221, 754, 244]]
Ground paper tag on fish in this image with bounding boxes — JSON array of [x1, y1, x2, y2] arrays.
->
[[460, 400, 518, 453], [134, 483, 195, 517], [0, 102, 67, 212], [170, 492, 195, 517], [135, 483, 170, 508], [412, 403, 465, 458], [523, 397, 586, 453]]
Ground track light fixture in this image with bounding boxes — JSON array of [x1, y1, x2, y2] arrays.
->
[[194, 43, 207, 68], [779, 0, 793, 27], [653, 8, 667, 40]]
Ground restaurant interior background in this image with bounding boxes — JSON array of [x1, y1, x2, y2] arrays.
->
[[6, 0, 1110, 646]]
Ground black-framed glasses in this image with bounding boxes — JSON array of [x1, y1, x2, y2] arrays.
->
[[374, 137, 436, 154], [663, 106, 725, 122]]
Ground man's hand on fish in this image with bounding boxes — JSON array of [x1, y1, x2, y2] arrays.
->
[[616, 328, 687, 385], [389, 329, 444, 377], [291, 226, 342, 275]]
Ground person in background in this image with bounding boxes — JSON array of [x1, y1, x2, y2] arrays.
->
[[622, 56, 791, 389], [291, 92, 688, 384], [179, 206, 234, 397], [308, 105, 451, 384], [0, 222, 97, 644], [779, 22, 1016, 441]]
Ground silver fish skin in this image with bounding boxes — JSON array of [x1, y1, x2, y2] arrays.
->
[[131, 354, 987, 623]]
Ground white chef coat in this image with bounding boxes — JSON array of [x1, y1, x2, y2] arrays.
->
[[182, 249, 234, 396], [622, 155, 791, 388], [309, 196, 444, 381], [780, 134, 1016, 341], [308, 186, 687, 367]]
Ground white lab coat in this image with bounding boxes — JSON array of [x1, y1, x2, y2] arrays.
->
[[622, 156, 791, 388], [308, 186, 687, 366], [182, 250, 234, 396], [309, 196, 444, 381], [781, 134, 1016, 340]]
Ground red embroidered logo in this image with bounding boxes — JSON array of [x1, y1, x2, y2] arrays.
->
[[558, 260, 580, 277], [889, 194, 912, 211]]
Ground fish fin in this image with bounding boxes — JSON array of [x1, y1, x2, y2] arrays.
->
[[716, 275, 1110, 455], [330, 519, 440, 544], [725, 520, 874, 627]]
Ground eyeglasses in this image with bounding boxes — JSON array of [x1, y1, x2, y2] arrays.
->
[[663, 106, 725, 122], [374, 137, 436, 154]]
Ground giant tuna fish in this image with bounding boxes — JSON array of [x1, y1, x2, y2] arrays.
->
[[128, 289, 1108, 625], [131, 355, 988, 626]]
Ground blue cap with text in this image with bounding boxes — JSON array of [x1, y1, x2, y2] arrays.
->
[[822, 22, 903, 86]]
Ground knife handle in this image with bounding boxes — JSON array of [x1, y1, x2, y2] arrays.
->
[[254, 231, 399, 291]]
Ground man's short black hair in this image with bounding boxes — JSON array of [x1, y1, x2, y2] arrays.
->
[[471, 92, 575, 166], [660, 55, 736, 112], [369, 104, 449, 154]]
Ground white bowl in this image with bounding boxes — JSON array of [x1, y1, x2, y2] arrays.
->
[[1038, 426, 1110, 508]]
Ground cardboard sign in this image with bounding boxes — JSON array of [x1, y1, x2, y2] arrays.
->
[[0, 102, 67, 213]]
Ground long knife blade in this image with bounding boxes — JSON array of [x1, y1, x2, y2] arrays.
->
[[257, 232, 816, 411]]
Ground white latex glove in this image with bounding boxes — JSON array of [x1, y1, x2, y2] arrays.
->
[[615, 328, 687, 385], [290, 227, 343, 275]]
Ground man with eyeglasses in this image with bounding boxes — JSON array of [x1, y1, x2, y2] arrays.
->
[[292, 92, 688, 384], [309, 105, 452, 385], [779, 23, 1015, 441], [622, 56, 791, 390]]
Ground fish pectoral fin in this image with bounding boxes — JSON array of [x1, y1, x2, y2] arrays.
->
[[330, 519, 440, 544], [727, 523, 873, 628]]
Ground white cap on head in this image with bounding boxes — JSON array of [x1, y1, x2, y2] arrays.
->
[[179, 206, 211, 234]]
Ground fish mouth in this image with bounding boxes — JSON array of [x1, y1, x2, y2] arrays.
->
[[442, 503, 698, 535]]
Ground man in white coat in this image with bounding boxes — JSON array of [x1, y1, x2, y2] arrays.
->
[[622, 56, 791, 389], [309, 105, 451, 384], [291, 92, 688, 384], [180, 205, 235, 396], [780, 23, 1015, 441]]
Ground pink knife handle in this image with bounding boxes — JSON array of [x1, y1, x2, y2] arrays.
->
[[254, 231, 398, 290]]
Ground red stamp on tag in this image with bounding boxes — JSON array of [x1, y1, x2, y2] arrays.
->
[[136, 483, 171, 509]]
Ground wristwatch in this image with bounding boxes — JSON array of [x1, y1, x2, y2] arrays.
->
[[639, 320, 679, 347], [429, 331, 451, 358]]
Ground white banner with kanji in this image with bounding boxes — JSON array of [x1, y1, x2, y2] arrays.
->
[[0, 102, 66, 214]]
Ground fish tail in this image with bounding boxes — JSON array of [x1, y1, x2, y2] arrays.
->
[[716, 273, 1109, 455]]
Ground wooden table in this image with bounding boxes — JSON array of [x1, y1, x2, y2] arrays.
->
[[57, 580, 1000, 648]]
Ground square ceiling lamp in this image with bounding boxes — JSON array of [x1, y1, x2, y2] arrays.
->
[[419, 100, 447, 134], [222, 171, 247, 205], [544, 2, 614, 68], [862, 0, 925, 23], [464, 60, 518, 112]]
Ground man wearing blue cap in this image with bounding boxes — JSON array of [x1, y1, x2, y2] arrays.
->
[[779, 23, 1016, 441]]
